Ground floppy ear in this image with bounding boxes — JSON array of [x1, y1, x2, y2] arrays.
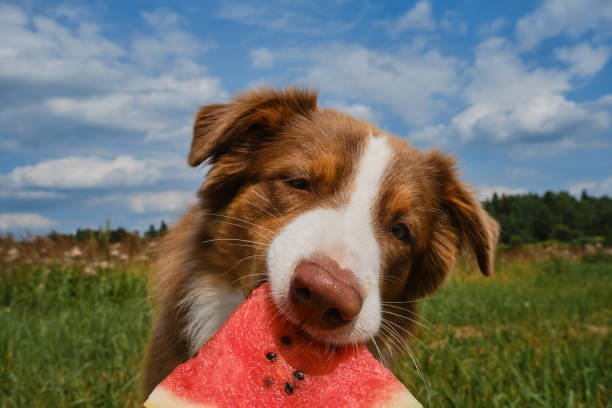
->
[[188, 87, 318, 167], [443, 175, 499, 277], [430, 151, 500, 276], [407, 152, 499, 298]]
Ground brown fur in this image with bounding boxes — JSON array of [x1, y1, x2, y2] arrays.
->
[[143, 87, 499, 398]]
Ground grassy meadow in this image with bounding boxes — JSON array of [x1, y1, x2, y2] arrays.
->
[[1, 254, 610, 407]]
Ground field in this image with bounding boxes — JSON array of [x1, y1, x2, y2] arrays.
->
[[1, 255, 610, 407]]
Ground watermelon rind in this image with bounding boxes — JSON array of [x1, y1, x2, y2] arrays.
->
[[144, 382, 421, 408], [145, 386, 212, 408]]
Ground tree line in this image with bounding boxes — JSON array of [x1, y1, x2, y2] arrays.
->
[[37, 191, 612, 248], [47, 220, 168, 244], [483, 191, 612, 247]]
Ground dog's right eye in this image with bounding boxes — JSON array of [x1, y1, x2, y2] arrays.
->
[[286, 178, 310, 192], [391, 222, 411, 243]]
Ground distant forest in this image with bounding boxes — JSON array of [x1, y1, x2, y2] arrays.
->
[[26, 192, 612, 248], [483, 191, 612, 247], [46, 220, 168, 244]]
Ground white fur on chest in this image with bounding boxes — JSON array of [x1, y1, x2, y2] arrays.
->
[[180, 278, 244, 356]]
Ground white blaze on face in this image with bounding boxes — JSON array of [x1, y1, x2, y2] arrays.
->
[[267, 134, 392, 343]]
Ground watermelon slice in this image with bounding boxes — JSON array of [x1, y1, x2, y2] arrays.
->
[[144, 283, 421, 408]]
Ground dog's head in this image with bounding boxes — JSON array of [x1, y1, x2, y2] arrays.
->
[[190, 87, 499, 346]]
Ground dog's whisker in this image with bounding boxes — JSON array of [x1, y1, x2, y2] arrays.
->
[[378, 328, 395, 361], [231, 272, 268, 285], [380, 322, 412, 359], [217, 243, 269, 251], [381, 302, 422, 311], [381, 309, 431, 331], [382, 303, 435, 329], [351, 328, 362, 356], [380, 320, 416, 353], [325, 340, 337, 363], [381, 303, 435, 327], [249, 188, 284, 218], [379, 321, 431, 407], [381, 275, 405, 285], [201, 238, 269, 247], [225, 255, 268, 277], [382, 317, 431, 352], [198, 213, 308, 267], [378, 324, 403, 361], [370, 335, 388, 369], [207, 218, 274, 241], [201, 212, 277, 236], [405, 346, 431, 406], [381, 297, 432, 304]]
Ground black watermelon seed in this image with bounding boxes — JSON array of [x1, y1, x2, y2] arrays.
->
[[284, 382, 294, 395], [280, 336, 291, 346], [265, 351, 278, 361], [292, 370, 305, 381], [263, 377, 274, 388]]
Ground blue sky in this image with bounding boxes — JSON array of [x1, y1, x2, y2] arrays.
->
[[1, 0, 611, 235]]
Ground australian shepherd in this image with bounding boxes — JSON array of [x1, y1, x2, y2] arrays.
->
[[143, 87, 499, 395]]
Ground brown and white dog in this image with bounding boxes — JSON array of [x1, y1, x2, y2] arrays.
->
[[143, 87, 499, 396]]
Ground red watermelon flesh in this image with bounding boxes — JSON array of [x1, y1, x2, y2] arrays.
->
[[144, 283, 421, 408]]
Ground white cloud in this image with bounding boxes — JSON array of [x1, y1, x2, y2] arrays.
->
[[568, 176, 612, 196], [516, 0, 612, 50], [133, 9, 216, 68], [440, 10, 467, 35], [505, 168, 541, 180], [327, 101, 379, 122], [88, 190, 195, 214], [45, 74, 223, 141], [452, 94, 601, 143], [386, 1, 436, 36], [476, 186, 528, 201], [410, 38, 612, 150], [216, 2, 356, 35], [127, 191, 195, 214], [0, 190, 60, 199], [141, 8, 181, 28], [555, 43, 610, 77], [302, 43, 460, 125], [52, 3, 90, 21], [507, 137, 611, 159], [0, 4, 226, 145], [0, 213, 54, 230], [263, 35, 611, 154], [465, 38, 569, 107], [2, 155, 189, 189], [0, 5, 124, 84], [479, 17, 507, 37], [250, 47, 275, 68]]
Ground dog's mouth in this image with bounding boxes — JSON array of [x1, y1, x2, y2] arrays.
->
[[239, 272, 372, 347], [273, 296, 372, 346]]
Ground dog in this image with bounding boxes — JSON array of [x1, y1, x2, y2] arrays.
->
[[143, 87, 499, 396]]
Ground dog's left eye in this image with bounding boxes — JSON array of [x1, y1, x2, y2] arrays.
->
[[287, 178, 310, 192], [391, 222, 410, 243]]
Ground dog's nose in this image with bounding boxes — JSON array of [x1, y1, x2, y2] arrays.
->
[[289, 257, 363, 330]]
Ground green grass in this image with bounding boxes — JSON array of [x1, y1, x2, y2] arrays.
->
[[1, 265, 150, 407], [1, 257, 610, 407], [397, 256, 611, 407]]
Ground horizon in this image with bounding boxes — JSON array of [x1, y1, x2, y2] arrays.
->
[[2, 189, 608, 238], [1, 0, 611, 235]]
